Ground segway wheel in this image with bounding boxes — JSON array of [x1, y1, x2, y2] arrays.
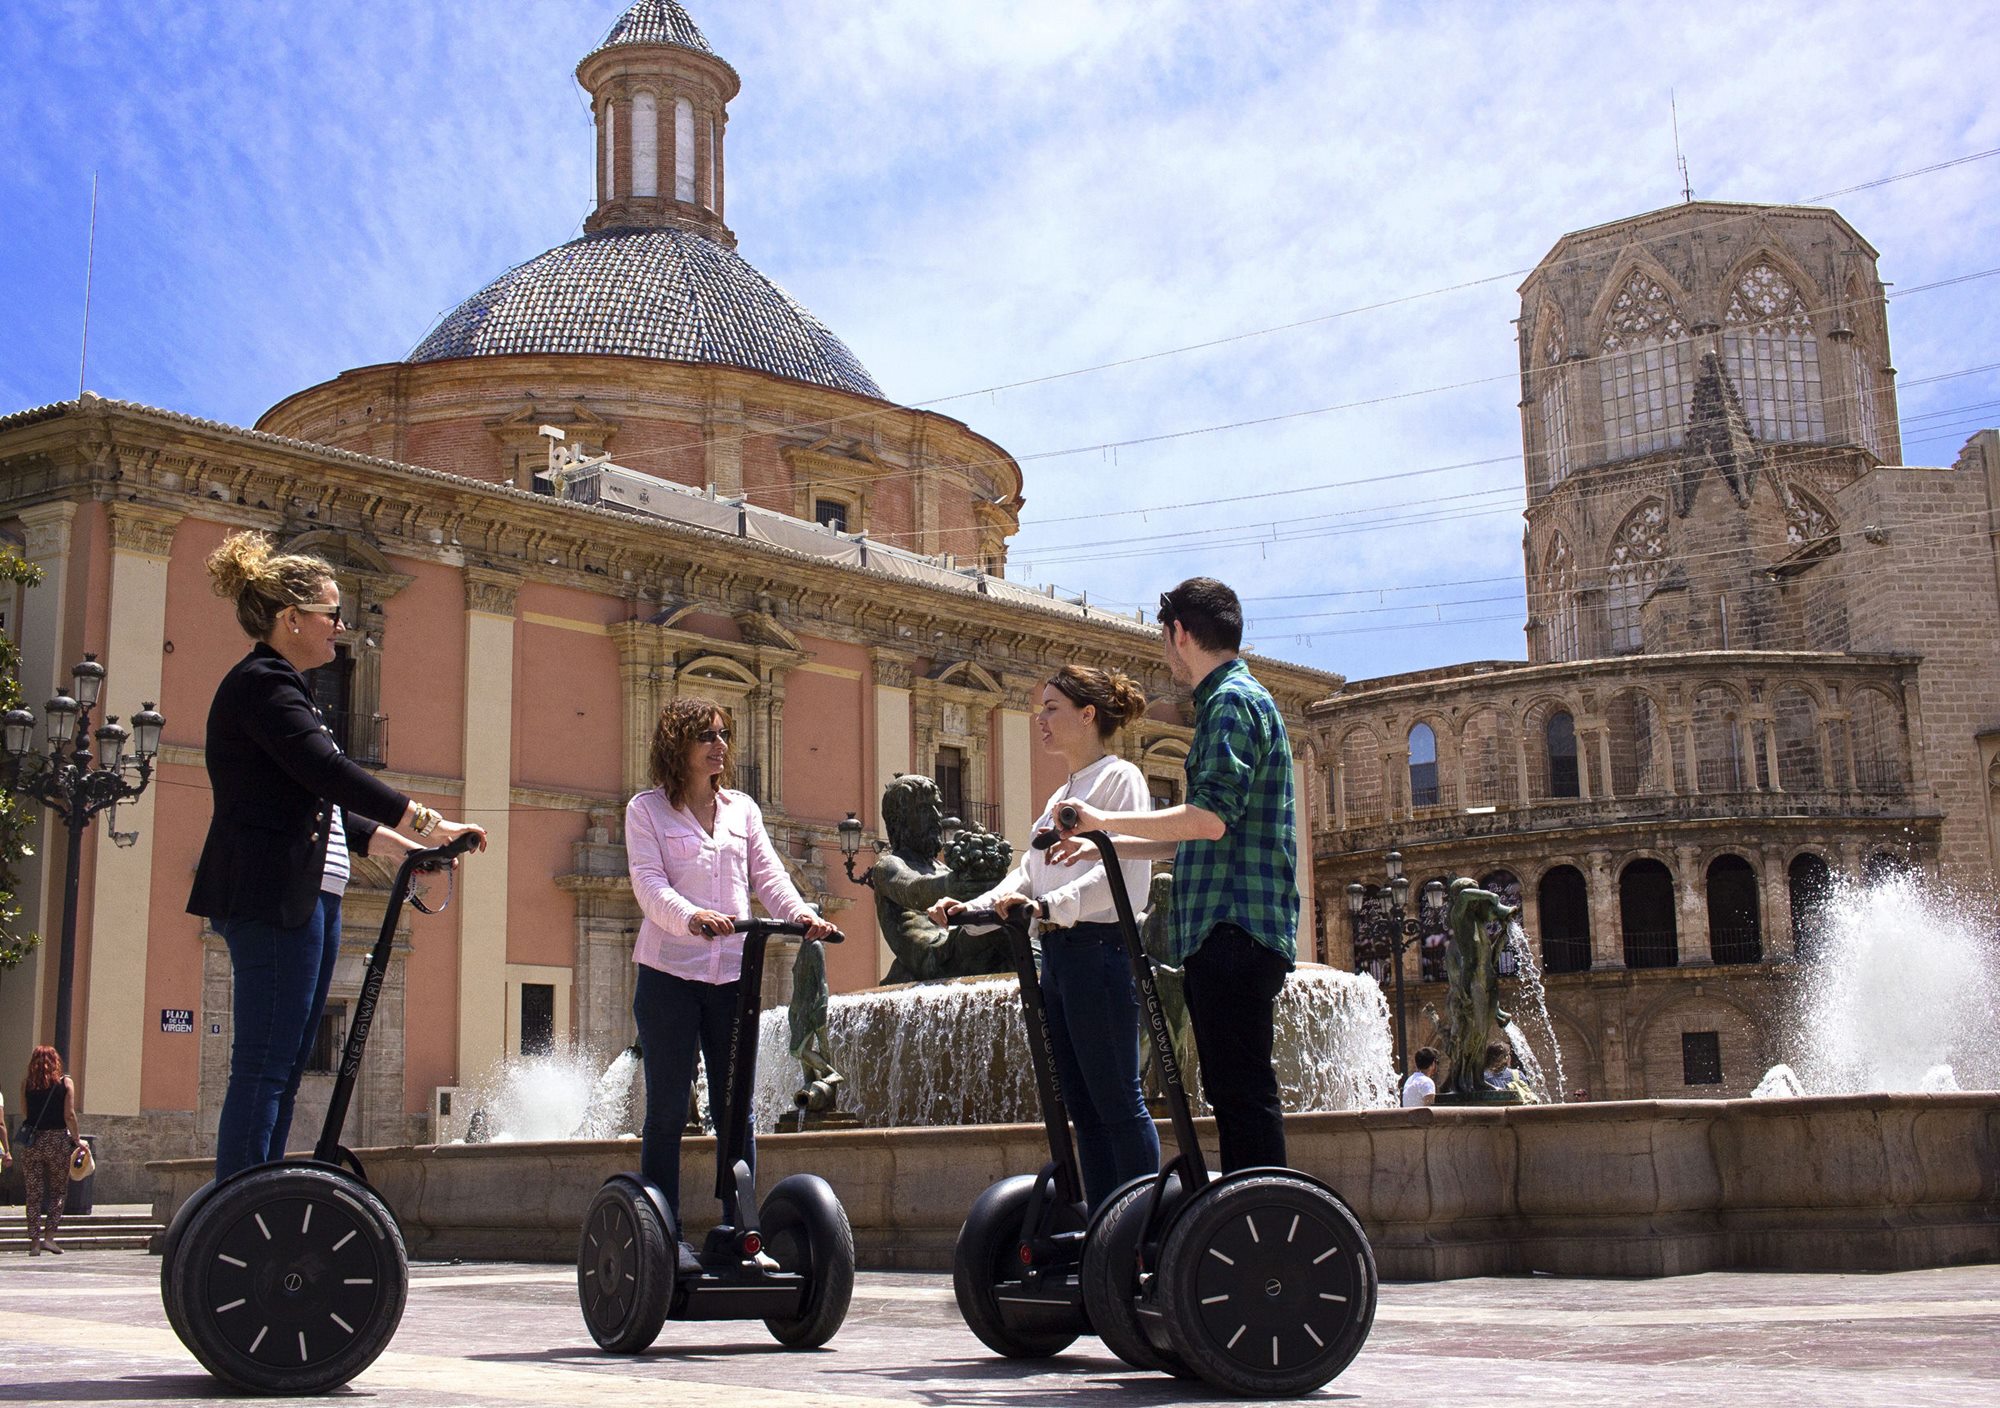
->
[[577, 1176, 674, 1354], [1079, 1175, 1195, 1378], [162, 1164, 408, 1395], [158, 1177, 221, 1350], [952, 1174, 1079, 1358], [760, 1173, 855, 1348], [1156, 1173, 1378, 1398]]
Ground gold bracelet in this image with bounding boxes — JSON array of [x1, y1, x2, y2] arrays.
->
[[412, 804, 441, 837]]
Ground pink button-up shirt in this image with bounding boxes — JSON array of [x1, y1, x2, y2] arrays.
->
[[626, 786, 818, 984]]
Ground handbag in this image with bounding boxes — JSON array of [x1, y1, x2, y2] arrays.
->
[[68, 1138, 95, 1182], [12, 1117, 31, 1152]]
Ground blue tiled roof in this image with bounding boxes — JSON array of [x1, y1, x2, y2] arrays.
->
[[589, 0, 713, 58], [406, 227, 883, 399]]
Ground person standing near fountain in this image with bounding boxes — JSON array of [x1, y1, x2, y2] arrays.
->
[[190, 532, 487, 1182], [1055, 577, 1298, 1174], [930, 666, 1159, 1210], [625, 697, 834, 1273]]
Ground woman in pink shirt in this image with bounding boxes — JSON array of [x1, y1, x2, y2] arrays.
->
[[626, 697, 833, 1271]]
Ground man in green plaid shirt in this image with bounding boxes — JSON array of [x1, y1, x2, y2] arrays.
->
[[1054, 577, 1298, 1172]]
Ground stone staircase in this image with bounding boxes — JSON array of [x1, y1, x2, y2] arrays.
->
[[0, 1204, 164, 1254]]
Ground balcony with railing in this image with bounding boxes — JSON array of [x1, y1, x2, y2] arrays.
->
[[325, 711, 388, 769]]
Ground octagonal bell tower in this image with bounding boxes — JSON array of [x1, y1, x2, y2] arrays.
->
[[579, 0, 741, 246]]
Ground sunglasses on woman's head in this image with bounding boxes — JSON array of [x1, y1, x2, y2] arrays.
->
[[295, 603, 345, 629], [695, 728, 731, 744]]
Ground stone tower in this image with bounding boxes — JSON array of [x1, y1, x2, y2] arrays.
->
[[1516, 202, 1900, 664], [578, 0, 741, 246]]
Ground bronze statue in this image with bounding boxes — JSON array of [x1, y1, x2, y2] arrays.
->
[[867, 774, 1015, 983], [786, 937, 844, 1115], [1439, 877, 1522, 1100]]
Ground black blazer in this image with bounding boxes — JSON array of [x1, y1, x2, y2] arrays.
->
[[187, 644, 410, 928]]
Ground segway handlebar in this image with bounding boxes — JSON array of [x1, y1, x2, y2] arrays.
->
[[410, 830, 484, 872], [715, 917, 845, 942]]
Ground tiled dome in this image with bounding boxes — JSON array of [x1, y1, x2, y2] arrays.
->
[[407, 226, 883, 398], [589, 0, 713, 58]]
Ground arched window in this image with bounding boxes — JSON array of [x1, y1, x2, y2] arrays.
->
[[1863, 850, 1911, 886], [1844, 275, 1885, 458], [674, 97, 696, 202], [1537, 865, 1590, 973], [1723, 262, 1824, 442], [1619, 858, 1678, 968], [1788, 853, 1833, 962], [1408, 722, 1439, 807], [631, 92, 659, 198], [1706, 854, 1762, 964], [1545, 710, 1580, 798], [1540, 534, 1579, 663], [1605, 500, 1666, 654], [1599, 271, 1692, 457], [603, 102, 617, 200], [703, 116, 716, 208], [1538, 308, 1573, 488]]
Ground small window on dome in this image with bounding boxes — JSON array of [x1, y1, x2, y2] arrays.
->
[[674, 98, 695, 203], [632, 92, 658, 198]]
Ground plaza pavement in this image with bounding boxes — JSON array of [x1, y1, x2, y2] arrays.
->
[[0, 1250, 1994, 1406]]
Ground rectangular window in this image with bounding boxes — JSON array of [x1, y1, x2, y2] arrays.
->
[[308, 645, 355, 753], [520, 983, 556, 1058], [1681, 1030, 1723, 1086], [814, 498, 848, 532], [934, 746, 966, 822], [307, 1003, 347, 1074]]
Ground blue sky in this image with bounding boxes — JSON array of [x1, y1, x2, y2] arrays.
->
[[4, 0, 1996, 681]]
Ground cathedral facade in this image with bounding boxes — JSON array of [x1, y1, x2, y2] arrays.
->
[[0, 1, 1334, 1192], [1311, 200, 2000, 1099]]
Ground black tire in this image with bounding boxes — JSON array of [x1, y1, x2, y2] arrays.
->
[[159, 1177, 220, 1349], [1156, 1173, 1377, 1398], [163, 1164, 407, 1395], [577, 1175, 674, 1354], [1079, 1175, 1197, 1378], [760, 1173, 855, 1348], [952, 1175, 1079, 1358]]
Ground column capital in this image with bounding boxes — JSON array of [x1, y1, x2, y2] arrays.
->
[[105, 502, 182, 558], [17, 500, 77, 558], [869, 649, 914, 690], [463, 565, 520, 617]]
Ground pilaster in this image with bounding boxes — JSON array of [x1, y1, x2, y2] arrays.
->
[[456, 566, 518, 1087]]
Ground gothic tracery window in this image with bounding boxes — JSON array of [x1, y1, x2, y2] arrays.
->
[[1604, 499, 1666, 653], [1722, 262, 1825, 443], [1539, 308, 1573, 488], [1844, 276, 1885, 459], [1599, 271, 1693, 457], [1780, 482, 1835, 546], [1541, 533, 1579, 662]]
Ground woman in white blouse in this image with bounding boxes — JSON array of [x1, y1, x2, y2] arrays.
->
[[931, 666, 1159, 1209], [625, 696, 833, 1271]]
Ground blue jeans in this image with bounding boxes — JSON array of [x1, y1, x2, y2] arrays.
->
[[633, 964, 753, 1230], [215, 891, 342, 1181], [1041, 922, 1160, 1209]]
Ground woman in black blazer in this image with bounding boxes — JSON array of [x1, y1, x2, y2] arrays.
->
[[188, 532, 484, 1180]]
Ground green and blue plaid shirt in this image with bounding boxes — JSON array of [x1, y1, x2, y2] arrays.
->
[[1171, 657, 1299, 966]]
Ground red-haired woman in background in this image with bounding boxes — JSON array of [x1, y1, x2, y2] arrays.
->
[[18, 1045, 79, 1254]]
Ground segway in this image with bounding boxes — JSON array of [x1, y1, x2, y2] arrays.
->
[[578, 918, 855, 1353], [159, 833, 482, 1395], [949, 903, 1092, 1357], [1051, 809, 1378, 1397]]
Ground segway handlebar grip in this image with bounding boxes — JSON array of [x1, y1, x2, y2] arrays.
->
[[952, 905, 1023, 929], [412, 831, 482, 871], [724, 917, 846, 943]]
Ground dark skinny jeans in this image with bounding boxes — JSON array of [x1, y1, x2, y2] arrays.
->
[[1040, 921, 1161, 1209], [633, 963, 754, 1232], [1182, 922, 1291, 1172]]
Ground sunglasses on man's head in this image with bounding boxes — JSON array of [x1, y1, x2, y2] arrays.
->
[[695, 727, 731, 744], [1157, 592, 1178, 627]]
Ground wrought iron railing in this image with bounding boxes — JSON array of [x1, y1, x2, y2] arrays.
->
[[1622, 928, 1680, 969], [956, 799, 1001, 833], [1850, 759, 1910, 795], [325, 711, 388, 769], [1709, 924, 1763, 965], [1540, 934, 1591, 973]]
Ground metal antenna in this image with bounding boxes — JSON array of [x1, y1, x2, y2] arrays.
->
[[1671, 91, 1694, 203], [78, 171, 100, 397]]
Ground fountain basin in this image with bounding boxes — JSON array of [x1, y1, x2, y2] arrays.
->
[[150, 1091, 1998, 1279]]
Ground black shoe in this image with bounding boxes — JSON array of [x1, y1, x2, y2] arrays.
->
[[676, 1240, 703, 1277]]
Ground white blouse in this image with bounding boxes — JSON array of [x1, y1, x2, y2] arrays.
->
[[965, 753, 1151, 931]]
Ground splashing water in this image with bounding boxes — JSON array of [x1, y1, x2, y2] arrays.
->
[[1502, 920, 1567, 1102], [456, 1047, 641, 1142], [1759, 872, 1999, 1095], [1751, 1064, 1806, 1099]]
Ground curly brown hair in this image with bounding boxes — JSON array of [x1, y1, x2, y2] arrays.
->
[[1047, 664, 1147, 740], [206, 530, 337, 640], [647, 696, 734, 807], [23, 1044, 63, 1103]]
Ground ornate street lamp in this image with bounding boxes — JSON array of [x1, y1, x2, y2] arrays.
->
[[837, 812, 884, 887], [1346, 852, 1448, 1077], [3, 654, 164, 1063]]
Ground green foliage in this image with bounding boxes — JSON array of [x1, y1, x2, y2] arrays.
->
[[0, 546, 45, 970]]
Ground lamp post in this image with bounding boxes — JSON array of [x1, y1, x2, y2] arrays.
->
[[1346, 851, 1445, 1078], [836, 812, 882, 887], [2, 654, 164, 1063]]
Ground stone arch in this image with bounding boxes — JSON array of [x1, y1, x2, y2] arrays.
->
[[1336, 722, 1385, 828], [1406, 719, 1442, 808], [1705, 852, 1762, 965], [1629, 991, 1766, 1097], [1841, 270, 1889, 459], [1719, 251, 1826, 443], [1138, 733, 1189, 811], [1619, 855, 1678, 968], [1522, 695, 1581, 800], [1787, 851, 1835, 962], [1849, 683, 1909, 793], [1770, 682, 1822, 790], [1603, 684, 1667, 797], [933, 661, 1003, 695], [1691, 679, 1749, 792], [1535, 863, 1591, 973], [1456, 704, 1516, 807]]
